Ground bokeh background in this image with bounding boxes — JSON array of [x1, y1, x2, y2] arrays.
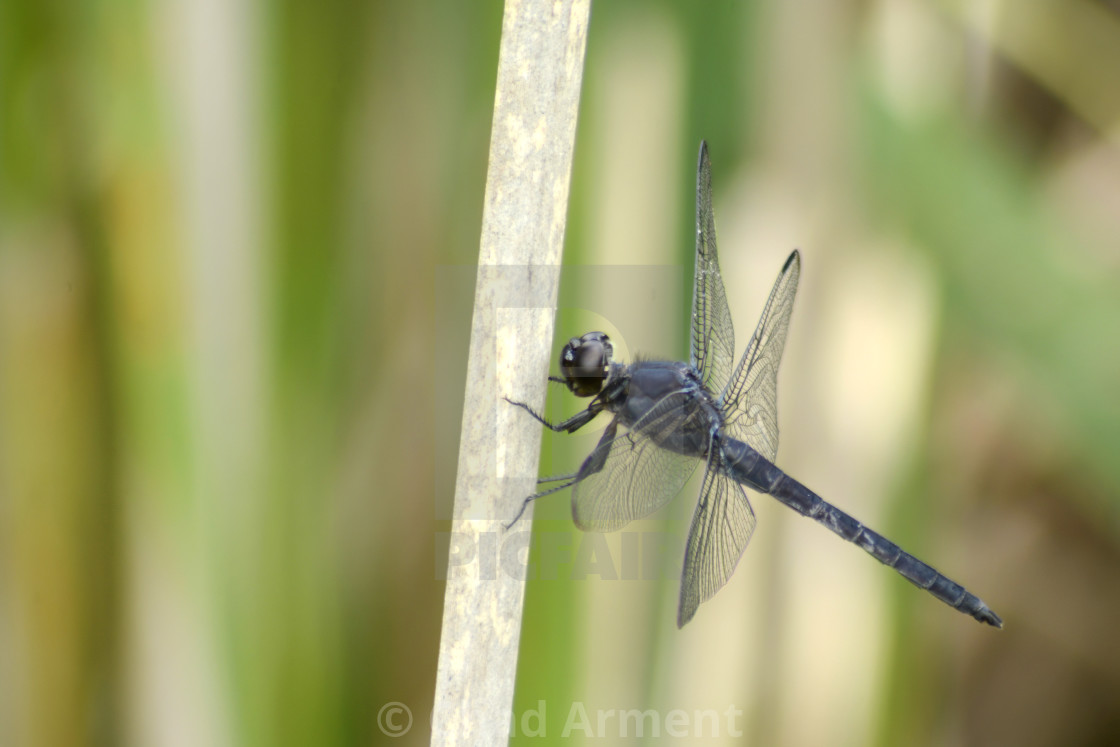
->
[[2, 0, 1119, 745]]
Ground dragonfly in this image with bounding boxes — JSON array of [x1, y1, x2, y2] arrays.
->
[[507, 141, 1002, 629]]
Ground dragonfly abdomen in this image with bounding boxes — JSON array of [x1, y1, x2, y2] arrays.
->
[[720, 438, 1003, 627], [770, 470, 1003, 627]]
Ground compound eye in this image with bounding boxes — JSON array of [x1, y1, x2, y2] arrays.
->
[[559, 332, 612, 397]]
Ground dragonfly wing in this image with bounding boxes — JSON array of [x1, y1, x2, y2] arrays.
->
[[677, 454, 758, 627], [572, 393, 701, 533], [720, 250, 800, 462], [690, 141, 736, 395]]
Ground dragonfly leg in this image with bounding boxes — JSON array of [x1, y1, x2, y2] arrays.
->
[[504, 397, 601, 433], [537, 472, 580, 484], [504, 477, 579, 529], [502, 395, 611, 528]]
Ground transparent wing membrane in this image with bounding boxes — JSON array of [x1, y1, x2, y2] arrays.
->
[[572, 393, 701, 532], [720, 251, 800, 462], [677, 451, 757, 627], [690, 142, 736, 395]]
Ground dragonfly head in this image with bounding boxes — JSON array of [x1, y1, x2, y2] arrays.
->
[[559, 331, 613, 397]]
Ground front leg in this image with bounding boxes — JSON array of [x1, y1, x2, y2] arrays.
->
[[503, 396, 602, 433]]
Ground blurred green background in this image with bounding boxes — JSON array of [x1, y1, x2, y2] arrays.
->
[[2, 0, 1119, 745]]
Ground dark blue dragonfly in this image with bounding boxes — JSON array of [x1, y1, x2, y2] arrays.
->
[[508, 141, 1002, 629]]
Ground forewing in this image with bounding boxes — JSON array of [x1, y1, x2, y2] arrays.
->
[[690, 142, 736, 394], [571, 393, 701, 533], [720, 250, 800, 462], [677, 453, 758, 627]]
